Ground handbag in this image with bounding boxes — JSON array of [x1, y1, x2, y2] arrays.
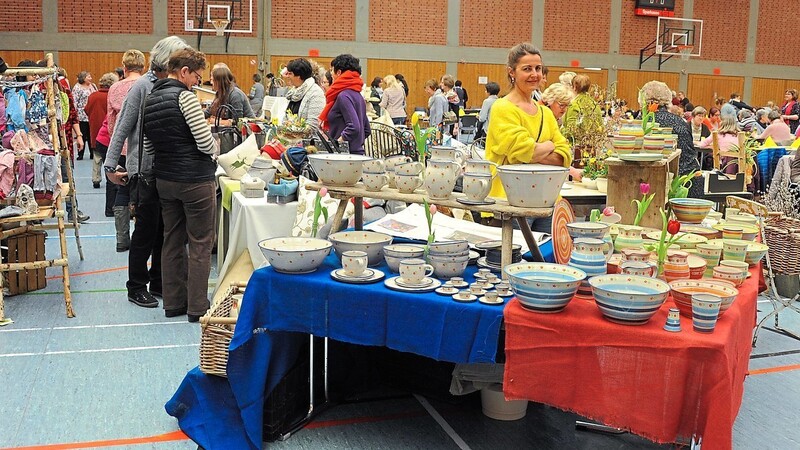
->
[[211, 104, 242, 155], [129, 99, 157, 217], [443, 110, 458, 124]]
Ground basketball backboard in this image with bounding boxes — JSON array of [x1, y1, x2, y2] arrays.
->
[[184, 0, 253, 34], [655, 17, 703, 58]]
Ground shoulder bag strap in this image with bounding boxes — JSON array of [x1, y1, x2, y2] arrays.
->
[[138, 93, 146, 175]]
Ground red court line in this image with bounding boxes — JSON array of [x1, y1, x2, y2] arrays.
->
[[0, 410, 427, 449], [750, 363, 800, 375], [0, 430, 188, 450], [45, 266, 127, 281]]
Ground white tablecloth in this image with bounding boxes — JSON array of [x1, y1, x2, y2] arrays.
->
[[216, 192, 297, 288]]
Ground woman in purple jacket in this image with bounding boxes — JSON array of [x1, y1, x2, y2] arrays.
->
[[318, 54, 370, 154]]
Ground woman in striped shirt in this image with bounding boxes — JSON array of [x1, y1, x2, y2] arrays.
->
[[142, 47, 217, 322]]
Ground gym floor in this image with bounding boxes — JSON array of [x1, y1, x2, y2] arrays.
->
[[1, 160, 799, 449]]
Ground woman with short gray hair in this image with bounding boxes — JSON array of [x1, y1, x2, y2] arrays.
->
[[73, 71, 97, 160]]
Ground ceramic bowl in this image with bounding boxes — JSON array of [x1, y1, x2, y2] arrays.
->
[[383, 255, 406, 273], [328, 231, 393, 267], [567, 221, 610, 239], [588, 274, 670, 325], [644, 231, 707, 249], [744, 241, 769, 266], [383, 244, 426, 259], [712, 223, 759, 241], [428, 254, 470, 279], [669, 198, 715, 223], [258, 237, 332, 274], [496, 164, 569, 208], [669, 279, 738, 317], [307, 153, 372, 187], [428, 240, 470, 255], [726, 213, 759, 226], [503, 262, 586, 313], [678, 224, 720, 240]]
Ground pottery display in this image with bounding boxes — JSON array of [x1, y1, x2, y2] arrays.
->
[[712, 223, 759, 241], [669, 279, 738, 318], [462, 172, 493, 202], [713, 265, 746, 287], [722, 240, 749, 262], [588, 274, 670, 325], [428, 253, 470, 279], [328, 231, 393, 267], [669, 198, 715, 224], [395, 173, 423, 194], [424, 159, 461, 200], [568, 238, 610, 300], [615, 225, 645, 251], [663, 250, 691, 282], [464, 159, 497, 175], [503, 262, 586, 313], [362, 172, 389, 192], [692, 294, 722, 333], [307, 153, 372, 187], [258, 237, 332, 274], [496, 164, 569, 208]]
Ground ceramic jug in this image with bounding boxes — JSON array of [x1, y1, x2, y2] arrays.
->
[[424, 158, 461, 200], [464, 159, 497, 176], [620, 248, 657, 274], [614, 225, 644, 252], [566, 221, 614, 260], [568, 238, 610, 300], [429, 146, 466, 166], [663, 250, 691, 282]]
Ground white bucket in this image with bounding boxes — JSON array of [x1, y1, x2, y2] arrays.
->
[[480, 383, 528, 421]]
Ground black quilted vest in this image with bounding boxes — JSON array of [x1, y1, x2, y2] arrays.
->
[[143, 78, 215, 182]]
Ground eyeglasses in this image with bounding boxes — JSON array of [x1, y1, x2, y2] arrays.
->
[[192, 71, 203, 83], [558, 102, 569, 109]]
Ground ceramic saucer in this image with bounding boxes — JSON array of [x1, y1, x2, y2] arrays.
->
[[452, 292, 478, 302], [435, 286, 459, 296], [395, 277, 435, 289], [476, 257, 502, 272], [332, 268, 375, 279], [468, 288, 487, 296], [484, 277, 502, 285], [384, 276, 441, 293], [456, 197, 496, 206], [479, 296, 505, 305], [330, 268, 385, 284], [618, 153, 663, 162], [447, 279, 469, 288]]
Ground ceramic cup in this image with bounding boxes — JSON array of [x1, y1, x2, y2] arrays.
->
[[455, 290, 473, 300], [713, 265, 746, 287], [484, 291, 499, 302], [384, 155, 412, 171], [394, 173, 423, 194], [477, 268, 492, 278], [470, 285, 485, 295], [722, 226, 744, 240], [395, 161, 424, 176], [362, 172, 389, 192], [719, 259, 750, 275], [620, 260, 657, 278], [696, 243, 722, 275], [399, 258, 434, 285], [450, 277, 465, 285], [692, 293, 722, 333], [722, 240, 749, 262], [341, 250, 368, 278], [474, 279, 490, 289], [386, 169, 397, 188], [496, 283, 511, 296], [362, 158, 385, 173], [725, 207, 740, 219], [462, 172, 493, 202]]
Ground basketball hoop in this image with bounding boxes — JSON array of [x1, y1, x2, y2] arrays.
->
[[677, 45, 693, 61], [210, 19, 229, 37]]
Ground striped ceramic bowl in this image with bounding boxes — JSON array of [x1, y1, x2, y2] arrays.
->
[[711, 223, 759, 241], [669, 279, 738, 318], [669, 198, 715, 224], [744, 241, 768, 266], [588, 274, 670, 325], [504, 263, 586, 313]]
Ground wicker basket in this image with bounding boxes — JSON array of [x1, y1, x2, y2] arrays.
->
[[764, 215, 800, 276], [199, 282, 246, 377]]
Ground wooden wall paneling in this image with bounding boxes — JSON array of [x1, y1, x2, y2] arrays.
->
[[0, 50, 53, 67], [546, 68, 608, 95], [57, 52, 126, 86], [687, 74, 745, 111], [751, 78, 795, 109], [456, 63, 509, 110], [615, 70, 680, 108], [269, 56, 333, 78], [367, 59, 447, 118]]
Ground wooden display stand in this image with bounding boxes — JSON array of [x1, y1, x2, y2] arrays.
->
[[605, 150, 681, 229], [304, 182, 553, 275], [0, 54, 76, 321]]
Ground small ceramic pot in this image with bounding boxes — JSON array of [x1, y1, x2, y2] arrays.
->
[[692, 293, 722, 333]]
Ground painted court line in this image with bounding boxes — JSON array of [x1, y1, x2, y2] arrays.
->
[[414, 394, 472, 450], [0, 430, 189, 450], [0, 321, 187, 333], [750, 363, 800, 375], [45, 266, 127, 280], [0, 343, 199, 358]]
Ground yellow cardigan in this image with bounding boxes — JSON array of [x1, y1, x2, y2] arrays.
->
[[485, 97, 572, 198]]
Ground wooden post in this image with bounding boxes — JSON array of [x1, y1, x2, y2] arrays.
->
[[712, 130, 720, 170]]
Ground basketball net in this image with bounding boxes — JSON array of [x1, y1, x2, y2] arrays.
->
[[677, 45, 693, 62], [210, 19, 229, 37]]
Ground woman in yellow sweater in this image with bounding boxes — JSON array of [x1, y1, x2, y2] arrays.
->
[[486, 43, 572, 203]]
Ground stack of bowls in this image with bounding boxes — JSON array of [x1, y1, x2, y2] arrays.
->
[[504, 262, 586, 313], [669, 279, 738, 317], [328, 231, 393, 267], [382, 244, 426, 273], [611, 135, 637, 155], [669, 198, 715, 223], [642, 135, 665, 154], [662, 135, 678, 154], [588, 274, 670, 325], [428, 240, 470, 278], [476, 240, 522, 271]]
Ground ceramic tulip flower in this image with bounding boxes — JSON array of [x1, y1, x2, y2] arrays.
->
[[423, 199, 437, 258], [648, 208, 686, 275], [412, 112, 437, 165], [631, 182, 656, 226], [311, 187, 329, 238]]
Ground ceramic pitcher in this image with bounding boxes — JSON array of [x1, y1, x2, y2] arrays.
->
[[566, 222, 614, 260], [429, 146, 466, 166], [614, 225, 644, 251], [464, 159, 497, 176], [568, 238, 610, 300], [663, 250, 691, 282], [424, 158, 461, 200]]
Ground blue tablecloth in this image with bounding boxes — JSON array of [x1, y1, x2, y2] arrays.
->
[[167, 242, 554, 449]]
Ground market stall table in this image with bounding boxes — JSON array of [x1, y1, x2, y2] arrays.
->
[[168, 255, 509, 449], [502, 264, 759, 449]]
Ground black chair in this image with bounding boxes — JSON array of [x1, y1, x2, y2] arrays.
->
[[459, 115, 479, 143], [364, 123, 405, 159]]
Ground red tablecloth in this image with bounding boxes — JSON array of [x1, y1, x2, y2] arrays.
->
[[503, 266, 759, 450]]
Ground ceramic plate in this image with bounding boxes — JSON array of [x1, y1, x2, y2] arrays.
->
[[456, 197, 497, 206], [618, 153, 663, 162], [496, 290, 514, 297], [332, 268, 376, 279], [385, 276, 441, 293], [476, 257, 502, 272], [395, 277, 435, 288], [330, 268, 385, 284], [452, 293, 478, 302], [479, 296, 505, 305], [552, 198, 575, 265]]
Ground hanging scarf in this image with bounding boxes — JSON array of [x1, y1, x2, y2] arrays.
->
[[286, 77, 315, 103], [782, 101, 796, 125], [318, 70, 364, 130]]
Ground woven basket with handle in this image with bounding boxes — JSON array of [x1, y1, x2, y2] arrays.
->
[[199, 281, 246, 378], [764, 215, 800, 276]]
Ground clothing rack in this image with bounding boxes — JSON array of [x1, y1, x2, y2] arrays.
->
[[0, 54, 76, 321]]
